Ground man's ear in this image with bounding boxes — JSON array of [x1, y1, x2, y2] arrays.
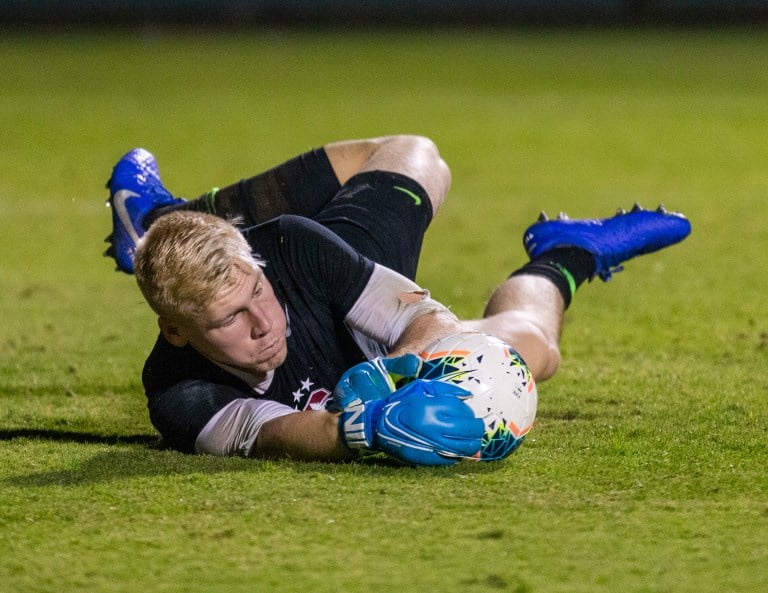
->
[[158, 317, 189, 347]]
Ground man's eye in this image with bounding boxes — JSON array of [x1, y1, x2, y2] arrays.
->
[[217, 315, 237, 328], [253, 283, 263, 297]]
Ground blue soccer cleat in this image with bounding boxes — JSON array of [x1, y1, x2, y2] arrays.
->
[[523, 204, 692, 281], [104, 148, 185, 273]]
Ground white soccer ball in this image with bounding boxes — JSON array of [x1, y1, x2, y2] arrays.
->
[[418, 332, 537, 461]]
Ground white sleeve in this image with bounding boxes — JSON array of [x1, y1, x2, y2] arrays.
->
[[345, 263, 458, 351], [194, 398, 298, 457]]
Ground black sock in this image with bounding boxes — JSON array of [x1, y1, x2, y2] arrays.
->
[[143, 188, 213, 229], [510, 247, 595, 308], [143, 148, 340, 230]]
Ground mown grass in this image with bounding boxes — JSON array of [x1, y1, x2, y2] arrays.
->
[[1, 28, 766, 593]]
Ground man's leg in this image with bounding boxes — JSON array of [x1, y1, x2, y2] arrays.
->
[[350, 135, 450, 215], [106, 135, 445, 273], [144, 148, 340, 228], [146, 135, 448, 227], [464, 207, 692, 382], [464, 265, 574, 382], [106, 147, 338, 273], [308, 135, 450, 280]]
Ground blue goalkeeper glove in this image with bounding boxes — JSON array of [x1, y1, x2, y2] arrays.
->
[[339, 378, 484, 466], [331, 354, 423, 412]]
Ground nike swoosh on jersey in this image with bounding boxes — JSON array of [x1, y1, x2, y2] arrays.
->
[[393, 185, 422, 206], [112, 189, 142, 244]]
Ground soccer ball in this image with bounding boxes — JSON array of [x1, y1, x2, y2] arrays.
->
[[418, 332, 537, 461]]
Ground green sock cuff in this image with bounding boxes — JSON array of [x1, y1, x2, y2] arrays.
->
[[553, 262, 577, 299], [203, 187, 219, 214], [509, 248, 594, 309]]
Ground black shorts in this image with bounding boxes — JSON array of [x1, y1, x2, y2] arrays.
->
[[313, 170, 433, 281], [232, 148, 433, 280]]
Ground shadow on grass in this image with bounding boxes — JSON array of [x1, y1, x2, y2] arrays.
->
[[2, 430, 505, 488], [3, 445, 257, 487], [0, 428, 159, 446]]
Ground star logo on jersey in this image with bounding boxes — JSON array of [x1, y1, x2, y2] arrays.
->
[[291, 377, 331, 411]]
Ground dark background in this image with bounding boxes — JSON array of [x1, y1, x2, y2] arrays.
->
[[3, 1, 768, 27]]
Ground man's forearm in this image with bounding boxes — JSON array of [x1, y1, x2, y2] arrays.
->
[[253, 410, 357, 461], [388, 311, 464, 358]]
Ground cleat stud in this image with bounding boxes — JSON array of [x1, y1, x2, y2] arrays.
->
[[616, 207, 627, 215], [631, 202, 644, 212], [656, 204, 668, 213], [538, 211, 549, 222], [556, 211, 569, 220]]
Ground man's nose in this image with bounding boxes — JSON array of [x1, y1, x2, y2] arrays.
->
[[247, 304, 272, 337]]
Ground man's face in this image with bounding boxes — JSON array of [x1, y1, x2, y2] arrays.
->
[[171, 265, 288, 378]]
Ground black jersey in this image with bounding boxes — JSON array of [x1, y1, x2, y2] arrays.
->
[[142, 215, 375, 451]]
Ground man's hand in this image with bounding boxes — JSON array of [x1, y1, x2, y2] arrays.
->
[[331, 354, 423, 411], [339, 378, 484, 466]]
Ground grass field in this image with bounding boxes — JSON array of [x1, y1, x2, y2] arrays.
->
[[1, 28, 767, 593]]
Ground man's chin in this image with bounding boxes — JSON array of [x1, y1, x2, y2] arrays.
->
[[251, 345, 287, 373]]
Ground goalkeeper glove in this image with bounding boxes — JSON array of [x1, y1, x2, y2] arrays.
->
[[339, 378, 483, 466], [331, 354, 423, 412]]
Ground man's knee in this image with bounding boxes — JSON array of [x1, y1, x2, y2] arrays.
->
[[361, 135, 451, 214], [397, 135, 451, 214], [462, 313, 561, 382]]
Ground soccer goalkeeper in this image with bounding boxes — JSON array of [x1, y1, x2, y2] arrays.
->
[[104, 135, 690, 465]]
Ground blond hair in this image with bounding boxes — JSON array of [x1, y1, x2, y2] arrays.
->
[[134, 211, 264, 324]]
